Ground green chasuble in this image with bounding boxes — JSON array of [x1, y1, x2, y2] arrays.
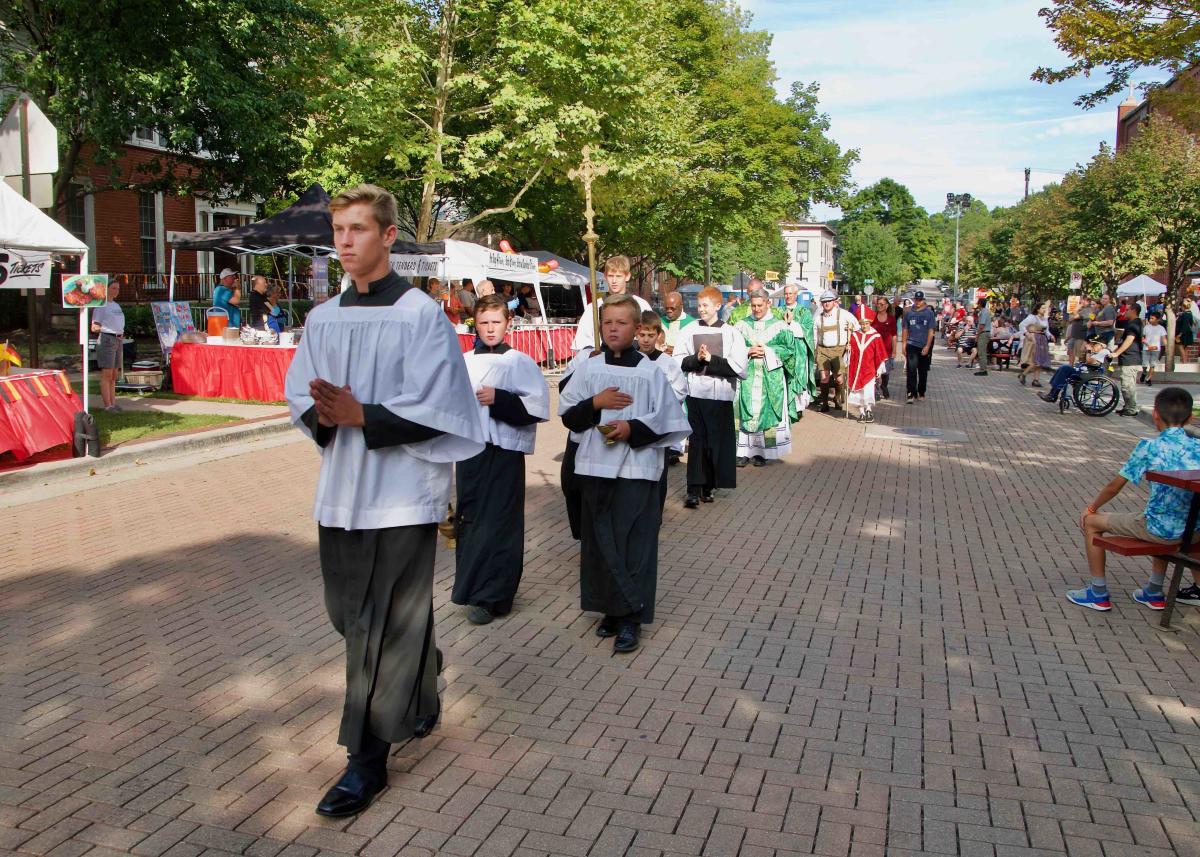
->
[[734, 315, 798, 434], [662, 312, 697, 352], [782, 305, 816, 420]]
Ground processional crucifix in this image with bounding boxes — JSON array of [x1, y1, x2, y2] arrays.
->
[[568, 146, 609, 351]]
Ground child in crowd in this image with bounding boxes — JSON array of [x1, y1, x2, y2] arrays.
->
[[453, 295, 549, 625], [558, 296, 690, 652], [1038, 337, 1110, 403], [1069, 386, 1200, 611], [675, 286, 748, 508], [846, 321, 889, 423], [571, 255, 652, 352], [1141, 311, 1167, 386], [637, 310, 688, 509]]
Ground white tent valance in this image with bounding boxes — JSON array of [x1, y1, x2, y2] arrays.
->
[[1116, 274, 1167, 298], [0, 181, 86, 254], [388, 239, 547, 321]]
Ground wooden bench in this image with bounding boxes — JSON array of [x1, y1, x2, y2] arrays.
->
[[1093, 535, 1200, 626]]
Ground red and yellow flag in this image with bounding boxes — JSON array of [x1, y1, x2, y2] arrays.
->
[[1, 343, 21, 367]]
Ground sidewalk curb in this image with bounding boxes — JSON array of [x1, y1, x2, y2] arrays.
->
[[0, 416, 294, 490]]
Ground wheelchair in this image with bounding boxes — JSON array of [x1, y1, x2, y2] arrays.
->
[[1058, 370, 1120, 417]]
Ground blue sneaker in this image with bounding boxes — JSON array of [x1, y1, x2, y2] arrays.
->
[[1067, 587, 1112, 611], [1132, 588, 1166, 611]]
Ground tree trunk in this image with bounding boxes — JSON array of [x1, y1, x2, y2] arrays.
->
[[415, 0, 457, 243]]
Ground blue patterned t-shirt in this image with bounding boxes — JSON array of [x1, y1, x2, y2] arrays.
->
[[1119, 427, 1200, 539]]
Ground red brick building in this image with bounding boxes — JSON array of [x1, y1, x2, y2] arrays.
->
[[1116, 64, 1200, 151], [58, 131, 257, 301]]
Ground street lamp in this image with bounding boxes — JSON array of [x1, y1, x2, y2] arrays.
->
[[946, 192, 971, 304]]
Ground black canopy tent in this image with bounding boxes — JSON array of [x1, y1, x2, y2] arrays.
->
[[166, 183, 442, 314]]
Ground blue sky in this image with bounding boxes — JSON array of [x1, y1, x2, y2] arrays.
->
[[742, 0, 1161, 218]]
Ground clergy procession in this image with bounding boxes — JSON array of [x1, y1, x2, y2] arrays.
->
[[283, 184, 902, 819]]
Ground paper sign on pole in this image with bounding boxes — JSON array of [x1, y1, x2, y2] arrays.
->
[[0, 97, 58, 176], [0, 249, 51, 290], [1069, 271, 1083, 291], [61, 273, 108, 308], [1066, 295, 1082, 314]]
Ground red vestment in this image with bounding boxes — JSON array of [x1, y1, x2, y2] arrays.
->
[[847, 328, 888, 392]]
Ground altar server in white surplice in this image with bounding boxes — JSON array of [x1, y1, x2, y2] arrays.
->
[[559, 295, 690, 655], [453, 294, 549, 626], [285, 184, 485, 819]]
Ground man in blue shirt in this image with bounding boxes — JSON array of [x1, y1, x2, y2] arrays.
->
[[899, 290, 937, 402], [213, 267, 242, 328], [1069, 387, 1200, 612]]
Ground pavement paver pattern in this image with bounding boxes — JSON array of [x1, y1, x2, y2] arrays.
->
[[3, 352, 1200, 857]]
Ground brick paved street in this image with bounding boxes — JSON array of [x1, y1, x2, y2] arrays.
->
[[5, 351, 1200, 857]]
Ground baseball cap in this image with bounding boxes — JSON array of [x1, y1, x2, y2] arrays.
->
[[819, 290, 837, 302], [913, 290, 925, 300], [219, 268, 238, 280]]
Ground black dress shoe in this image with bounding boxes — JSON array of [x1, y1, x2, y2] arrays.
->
[[613, 621, 640, 653], [736, 456, 749, 468], [700, 490, 715, 503], [974, 370, 988, 376], [752, 456, 765, 467], [467, 604, 494, 625], [684, 494, 700, 509], [315, 768, 386, 817], [596, 615, 620, 638], [413, 699, 441, 738], [820, 402, 831, 413], [1038, 391, 1057, 403]]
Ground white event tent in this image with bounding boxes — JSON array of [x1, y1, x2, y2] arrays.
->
[[1116, 274, 1167, 298], [0, 181, 92, 409]]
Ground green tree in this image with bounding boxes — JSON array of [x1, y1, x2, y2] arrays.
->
[[1060, 147, 1159, 293], [0, 0, 326, 211], [839, 221, 911, 291], [1032, 0, 1200, 110], [930, 198, 995, 284], [837, 178, 938, 278]]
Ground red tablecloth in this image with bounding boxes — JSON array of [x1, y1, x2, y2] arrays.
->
[[172, 342, 295, 402], [457, 327, 575, 363], [0, 370, 83, 460]]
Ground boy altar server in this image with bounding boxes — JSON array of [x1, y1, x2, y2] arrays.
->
[[676, 286, 749, 508], [846, 320, 889, 423], [285, 185, 485, 818], [571, 255, 652, 351], [637, 310, 688, 509], [559, 296, 690, 653], [453, 295, 549, 625]]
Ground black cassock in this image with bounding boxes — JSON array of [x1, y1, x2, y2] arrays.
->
[[452, 348, 541, 614], [682, 397, 736, 495]]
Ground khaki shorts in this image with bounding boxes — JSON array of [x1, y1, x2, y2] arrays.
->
[[1103, 512, 1176, 544]]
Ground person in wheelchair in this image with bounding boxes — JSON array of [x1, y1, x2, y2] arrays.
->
[[1039, 337, 1111, 403]]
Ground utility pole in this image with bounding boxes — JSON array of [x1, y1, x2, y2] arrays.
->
[[18, 96, 38, 368], [1024, 167, 1030, 200], [703, 236, 711, 286]]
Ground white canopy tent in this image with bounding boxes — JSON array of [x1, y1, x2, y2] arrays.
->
[[527, 251, 606, 302], [0, 181, 92, 410], [1116, 274, 1167, 298], [389, 239, 549, 322]]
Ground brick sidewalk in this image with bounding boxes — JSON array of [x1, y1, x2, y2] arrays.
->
[[4, 349, 1200, 857]]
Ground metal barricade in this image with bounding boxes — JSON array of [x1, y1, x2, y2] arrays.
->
[[505, 323, 577, 375]]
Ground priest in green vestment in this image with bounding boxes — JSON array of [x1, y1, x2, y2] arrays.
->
[[660, 291, 697, 357], [734, 288, 798, 465], [781, 284, 816, 419]]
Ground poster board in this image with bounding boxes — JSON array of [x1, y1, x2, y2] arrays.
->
[[62, 273, 108, 307], [1066, 295, 1082, 315], [0, 249, 51, 290], [150, 301, 197, 359]]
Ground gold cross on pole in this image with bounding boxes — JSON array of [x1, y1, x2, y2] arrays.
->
[[569, 145, 609, 351]]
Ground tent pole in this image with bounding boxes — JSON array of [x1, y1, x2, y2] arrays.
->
[[169, 248, 176, 302], [287, 256, 294, 323], [80, 306, 89, 414]]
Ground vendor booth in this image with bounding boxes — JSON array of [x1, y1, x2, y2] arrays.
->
[[0, 182, 86, 459], [1116, 274, 1168, 299]]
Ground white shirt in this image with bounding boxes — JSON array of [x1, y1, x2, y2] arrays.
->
[[674, 321, 749, 402], [571, 295, 653, 351], [1143, 323, 1168, 350], [1019, 313, 1049, 339], [92, 301, 125, 335], [285, 289, 486, 530], [646, 351, 688, 404], [814, 307, 859, 347], [462, 347, 549, 454], [558, 351, 690, 481]]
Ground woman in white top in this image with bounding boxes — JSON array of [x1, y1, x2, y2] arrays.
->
[[1017, 301, 1053, 387], [90, 275, 126, 412]]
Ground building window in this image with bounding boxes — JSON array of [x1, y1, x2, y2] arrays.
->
[[66, 188, 86, 243], [138, 192, 158, 272], [795, 240, 809, 262]]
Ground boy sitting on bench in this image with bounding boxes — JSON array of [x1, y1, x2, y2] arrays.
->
[[1070, 387, 1200, 611]]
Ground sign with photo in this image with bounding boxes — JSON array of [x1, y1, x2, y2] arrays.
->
[[150, 301, 197, 359], [61, 273, 109, 308], [0, 249, 52, 290]]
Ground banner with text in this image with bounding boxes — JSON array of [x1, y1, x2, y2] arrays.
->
[[0, 249, 51, 290]]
